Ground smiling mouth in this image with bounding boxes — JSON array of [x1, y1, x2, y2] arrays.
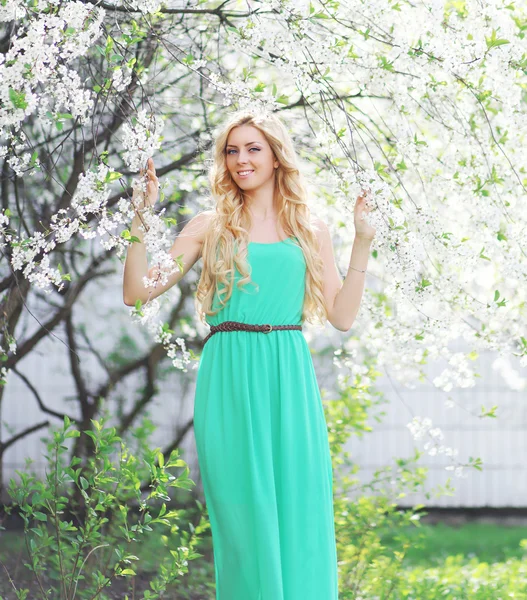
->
[[237, 170, 254, 176]]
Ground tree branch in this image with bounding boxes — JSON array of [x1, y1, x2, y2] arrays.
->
[[65, 313, 92, 417], [11, 366, 78, 423], [0, 420, 49, 453], [5, 250, 114, 370], [103, 279, 194, 427], [139, 416, 195, 494]]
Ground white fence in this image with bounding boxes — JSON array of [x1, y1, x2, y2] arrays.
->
[[2, 294, 526, 507]]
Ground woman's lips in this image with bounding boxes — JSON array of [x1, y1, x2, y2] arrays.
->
[[237, 170, 254, 178]]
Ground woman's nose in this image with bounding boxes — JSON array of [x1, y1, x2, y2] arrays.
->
[[237, 152, 250, 163]]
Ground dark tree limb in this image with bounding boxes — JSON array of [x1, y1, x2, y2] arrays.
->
[[109, 279, 194, 433], [0, 420, 49, 453], [65, 313, 92, 416], [160, 417, 195, 462], [139, 416, 195, 494], [4, 250, 115, 370], [78, 327, 113, 381], [81, 1, 260, 19], [10, 366, 78, 423]]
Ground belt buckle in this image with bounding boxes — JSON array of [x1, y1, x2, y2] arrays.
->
[[262, 324, 273, 333]]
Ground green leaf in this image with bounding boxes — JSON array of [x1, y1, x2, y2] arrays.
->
[[9, 88, 28, 110], [480, 404, 498, 418], [485, 29, 510, 50], [105, 171, 122, 182]]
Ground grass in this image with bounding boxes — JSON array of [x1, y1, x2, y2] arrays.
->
[[2, 522, 527, 598], [0, 525, 215, 599], [3, 521, 527, 567], [381, 521, 527, 565]]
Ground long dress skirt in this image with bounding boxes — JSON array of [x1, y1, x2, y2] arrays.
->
[[194, 237, 339, 599]]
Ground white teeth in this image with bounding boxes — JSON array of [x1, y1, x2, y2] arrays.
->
[[238, 170, 254, 175]]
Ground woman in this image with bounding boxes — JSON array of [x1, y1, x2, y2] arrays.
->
[[123, 109, 375, 599]]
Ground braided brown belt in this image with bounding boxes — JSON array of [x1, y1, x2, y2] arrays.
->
[[203, 320, 302, 346]]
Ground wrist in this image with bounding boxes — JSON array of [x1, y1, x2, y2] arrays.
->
[[348, 265, 367, 274], [133, 204, 154, 218], [354, 234, 374, 245]]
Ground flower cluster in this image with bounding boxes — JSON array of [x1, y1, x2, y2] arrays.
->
[[127, 0, 163, 14], [407, 416, 466, 478], [0, 1, 104, 140], [121, 109, 164, 173]]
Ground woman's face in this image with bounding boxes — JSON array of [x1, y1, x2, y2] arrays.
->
[[225, 124, 279, 192]]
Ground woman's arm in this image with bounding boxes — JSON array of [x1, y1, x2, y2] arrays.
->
[[330, 235, 372, 331], [122, 210, 211, 306], [122, 157, 212, 306], [314, 189, 376, 331]]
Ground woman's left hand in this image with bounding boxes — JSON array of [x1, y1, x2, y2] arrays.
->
[[354, 188, 376, 241]]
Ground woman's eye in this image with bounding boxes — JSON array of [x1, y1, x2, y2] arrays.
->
[[226, 148, 260, 154]]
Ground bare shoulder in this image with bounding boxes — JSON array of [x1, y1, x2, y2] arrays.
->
[[311, 215, 331, 250], [312, 215, 329, 233], [199, 209, 216, 243], [180, 208, 215, 245]]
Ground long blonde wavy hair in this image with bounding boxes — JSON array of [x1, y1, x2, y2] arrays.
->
[[195, 109, 328, 327]]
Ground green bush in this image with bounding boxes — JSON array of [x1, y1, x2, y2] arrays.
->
[[1, 415, 207, 599], [359, 555, 527, 598], [324, 355, 527, 598], [326, 356, 429, 597], [3, 356, 526, 599]]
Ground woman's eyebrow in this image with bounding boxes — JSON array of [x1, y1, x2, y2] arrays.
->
[[225, 141, 263, 148]]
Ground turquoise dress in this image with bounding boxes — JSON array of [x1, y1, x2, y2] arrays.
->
[[194, 236, 338, 599]]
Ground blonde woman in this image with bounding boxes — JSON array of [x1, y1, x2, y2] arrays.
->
[[123, 109, 376, 599]]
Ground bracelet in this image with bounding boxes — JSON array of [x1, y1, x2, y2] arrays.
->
[[349, 266, 366, 273]]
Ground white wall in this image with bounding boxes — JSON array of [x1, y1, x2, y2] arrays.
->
[[318, 337, 527, 507], [3, 276, 526, 507]]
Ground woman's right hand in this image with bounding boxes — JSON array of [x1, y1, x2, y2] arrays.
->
[[133, 157, 160, 211]]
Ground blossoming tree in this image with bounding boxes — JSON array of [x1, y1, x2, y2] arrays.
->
[[1, 0, 526, 498]]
